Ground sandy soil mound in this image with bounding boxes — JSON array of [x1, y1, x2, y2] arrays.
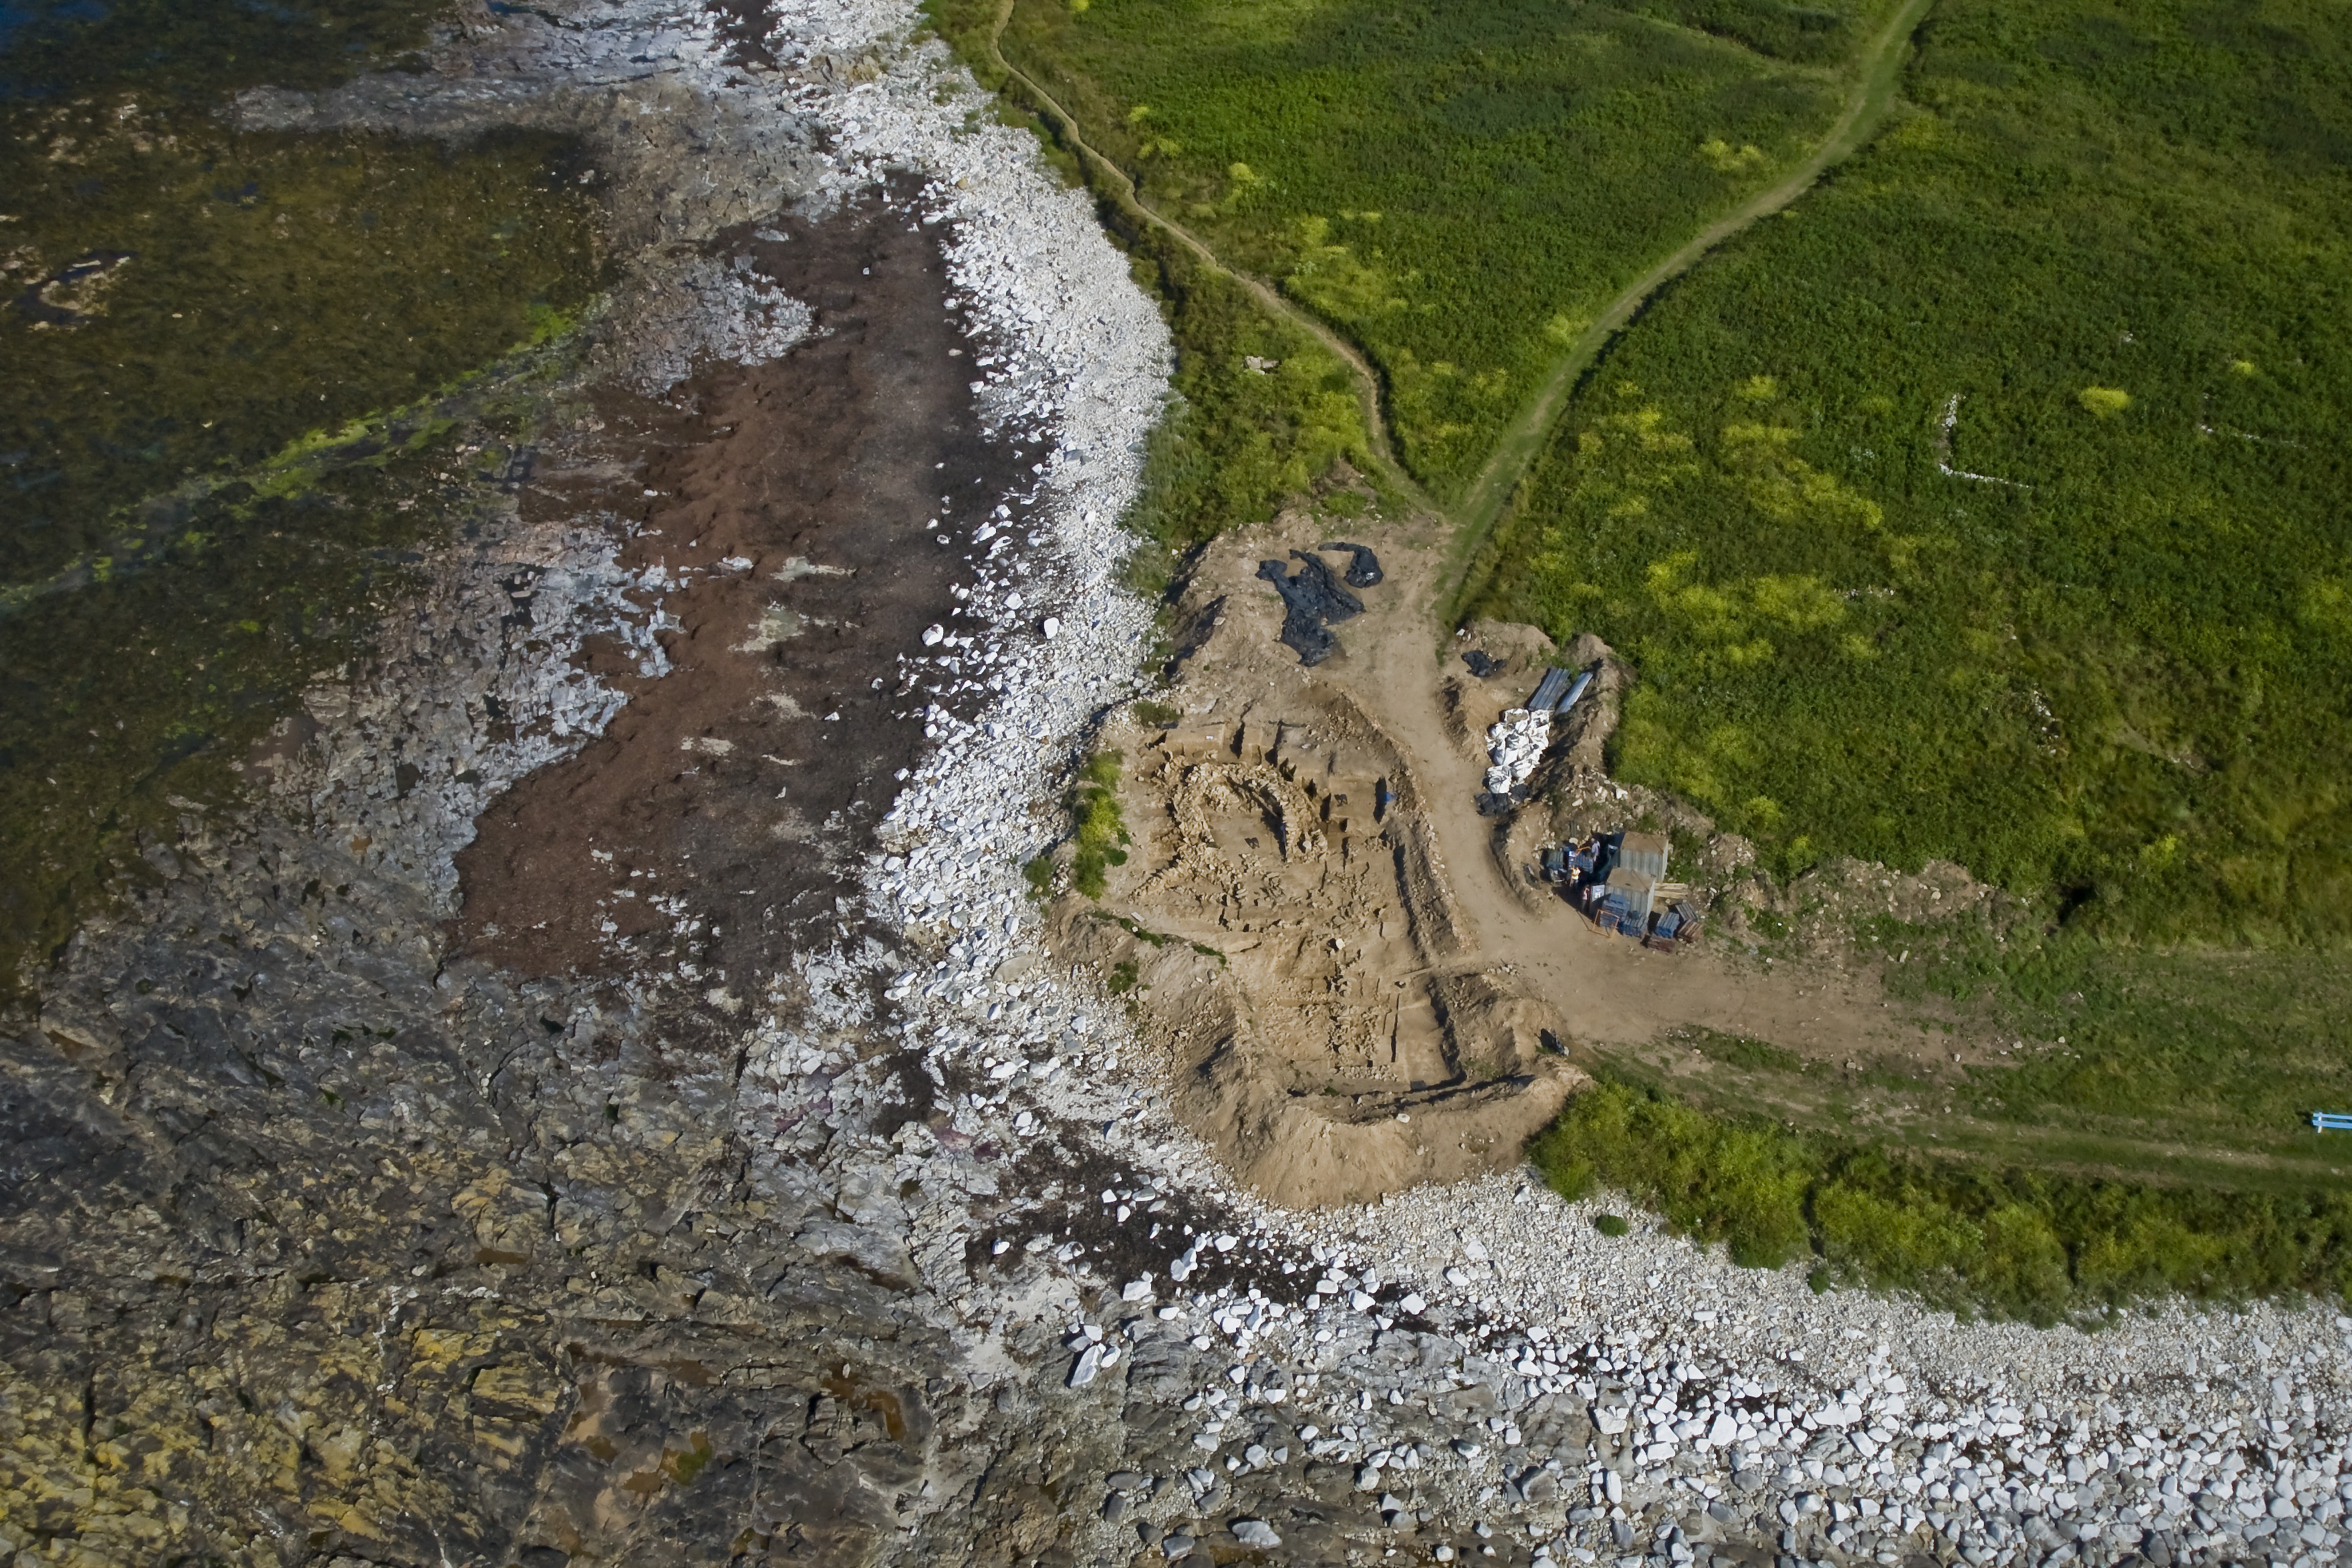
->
[[1064, 520, 1578, 1209]]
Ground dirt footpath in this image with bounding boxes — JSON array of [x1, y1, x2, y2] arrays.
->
[[1072, 505, 1921, 1210]]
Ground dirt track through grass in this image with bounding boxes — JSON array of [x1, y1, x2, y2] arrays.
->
[[1441, 0, 1935, 608], [983, 0, 1933, 593]]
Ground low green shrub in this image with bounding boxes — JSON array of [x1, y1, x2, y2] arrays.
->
[[1022, 855, 1057, 898], [1068, 751, 1131, 898], [1530, 1078, 2352, 1321], [1532, 1080, 1812, 1268]]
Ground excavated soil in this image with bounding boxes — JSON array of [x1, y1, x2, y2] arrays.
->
[[452, 178, 1021, 993], [1067, 514, 1581, 1210], [1068, 507, 1971, 1209]]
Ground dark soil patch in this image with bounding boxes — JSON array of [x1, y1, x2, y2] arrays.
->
[[452, 178, 1024, 989]]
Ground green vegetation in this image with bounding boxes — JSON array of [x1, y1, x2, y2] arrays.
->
[[1533, 1078, 2352, 1322], [1068, 750, 1132, 897], [1023, 854, 1058, 898], [1475, 0, 2352, 945], [1494, 0, 2352, 1303], [1612, 921, 2352, 1195], [1889, 918, 2352, 1180], [981, 0, 1867, 493], [1, 0, 606, 999], [3, 115, 600, 583], [1135, 271, 1380, 546], [1622, 0, 1887, 64], [1593, 1212, 1631, 1237]]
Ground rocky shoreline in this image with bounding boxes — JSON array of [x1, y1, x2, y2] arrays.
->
[[5, 2, 2351, 1567]]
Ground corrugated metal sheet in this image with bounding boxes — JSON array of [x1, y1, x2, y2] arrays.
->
[[1528, 666, 1573, 711]]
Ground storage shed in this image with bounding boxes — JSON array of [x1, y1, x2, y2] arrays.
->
[[1594, 831, 1670, 924], [1605, 831, 1669, 881]]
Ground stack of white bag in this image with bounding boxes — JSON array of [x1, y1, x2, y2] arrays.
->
[[1483, 707, 1551, 795]]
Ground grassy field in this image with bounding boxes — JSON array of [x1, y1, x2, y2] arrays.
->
[[985, 0, 1876, 493], [1584, 917, 2352, 1191], [939, 0, 2352, 1313], [1474, 0, 2352, 946], [1465, 0, 2352, 1313], [0, 0, 604, 999], [1532, 1075, 2352, 1323]]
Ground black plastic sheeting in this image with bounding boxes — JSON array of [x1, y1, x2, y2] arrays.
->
[[1257, 547, 1371, 666], [1318, 541, 1384, 588], [1288, 549, 1364, 621], [1461, 650, 1502, 678]]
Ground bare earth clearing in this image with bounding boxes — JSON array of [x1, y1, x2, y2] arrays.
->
[[1077, 508, 1952, 1210]]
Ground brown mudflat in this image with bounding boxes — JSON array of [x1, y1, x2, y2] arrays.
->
[[453, 179, 1026, 993]]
